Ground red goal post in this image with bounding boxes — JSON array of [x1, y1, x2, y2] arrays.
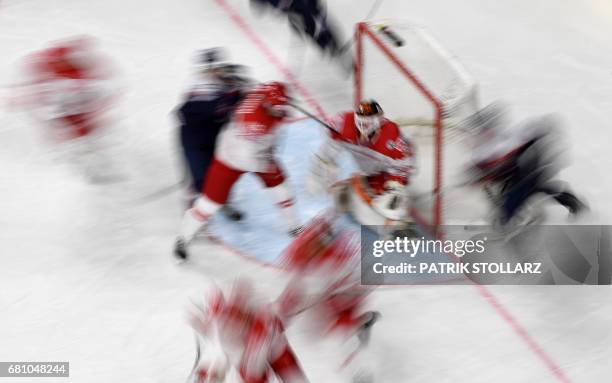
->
[[354, 20, 479, 233]]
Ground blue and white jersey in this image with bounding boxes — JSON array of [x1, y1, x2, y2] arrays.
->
[[177, 73, 245, 149]]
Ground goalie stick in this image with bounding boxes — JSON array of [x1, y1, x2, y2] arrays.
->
[[131, 167, 189, 204]]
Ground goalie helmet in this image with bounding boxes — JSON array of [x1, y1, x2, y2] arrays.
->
[[354, 100, 384, 140]]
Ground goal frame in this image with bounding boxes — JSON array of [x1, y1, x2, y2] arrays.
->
[[354, 21, 444, 233]]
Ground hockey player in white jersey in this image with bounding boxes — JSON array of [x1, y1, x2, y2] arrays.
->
[[174, 81, 301, 260], [276, 211, 379, 382], [463, 102, 587, 226], [307, 100, 416, 230], [19, 36, 121, 183], [189, 279, 308, 383]]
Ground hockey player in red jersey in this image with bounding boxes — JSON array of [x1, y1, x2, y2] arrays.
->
[[23, 36, 116, 140], [189, 279, 308, 383], [276, 211, 379, 382], [19, 36, 120, 182], [307, 100, 416, 228], [174, 81, 301, 260]]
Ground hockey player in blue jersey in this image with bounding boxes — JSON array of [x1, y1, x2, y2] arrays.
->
[[464, 102, 587, 227], [176, 48, 251, 220], [250, 0, 350, 70]]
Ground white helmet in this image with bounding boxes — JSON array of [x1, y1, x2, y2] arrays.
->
[[196, 47, 228, 71], [354, 100, 384, 140]]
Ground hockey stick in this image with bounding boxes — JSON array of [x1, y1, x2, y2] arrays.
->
[[364, 0, 384, 22], [288, 102, 334, 132], [186, 298, 208, 383], [337, 0, 384, 53], [132, 167, 189, 203], [186, 331, 202, 383]]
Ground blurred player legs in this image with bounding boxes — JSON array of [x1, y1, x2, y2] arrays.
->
[[276, 212, 380, 382], [178, 158, 299, 243], [189, 279, 308, 383]]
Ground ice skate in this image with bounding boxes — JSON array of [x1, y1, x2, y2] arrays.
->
[[173, 237, 189, 261], [221, 204, 244, 221]]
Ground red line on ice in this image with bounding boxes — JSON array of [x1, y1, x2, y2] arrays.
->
[[212, 1, 574, 382], [213, 0, 330, 123]]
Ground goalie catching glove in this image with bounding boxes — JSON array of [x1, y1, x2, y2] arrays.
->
[[371, 179, 410, 221]]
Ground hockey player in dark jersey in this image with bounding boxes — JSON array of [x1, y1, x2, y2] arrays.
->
[[464, 102, 587, 227], [176, 48, 251, 220], [250, 0, 350, 70]]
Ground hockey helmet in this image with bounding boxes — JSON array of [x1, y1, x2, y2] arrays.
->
[[354, 100, 384, 140], [259, 81, 290, 118], [196, 48, 252, 87], [262, 81, 290, 105], [43, 36, 96, 78], [197, 47, 229, 71]]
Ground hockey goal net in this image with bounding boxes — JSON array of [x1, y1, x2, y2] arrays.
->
[[354, 20, 480, 232]]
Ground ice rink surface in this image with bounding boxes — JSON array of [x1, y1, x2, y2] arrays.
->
[[1, 0, 612, 382]]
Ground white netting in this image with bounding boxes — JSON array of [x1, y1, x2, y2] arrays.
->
[[357, 20, 482, 228], [359, 20, 479, 127]]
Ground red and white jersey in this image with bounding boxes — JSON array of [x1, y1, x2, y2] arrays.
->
[[215, 86, 286, 173], [277, 212, 363, 321], [321, 111, 415, 193], [22, 42, 117, 137], [192, 284, 292, 382], [280, 213, 360, 277]]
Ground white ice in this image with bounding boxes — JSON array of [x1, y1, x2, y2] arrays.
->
[[1, 0, 611, 382]]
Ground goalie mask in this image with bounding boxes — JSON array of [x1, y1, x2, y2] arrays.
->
[[354, 100, 384, 141]]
